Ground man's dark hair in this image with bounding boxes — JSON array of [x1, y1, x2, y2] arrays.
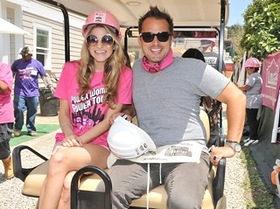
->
[[138, 6, 173, 33], [182, 48, 205, 62]]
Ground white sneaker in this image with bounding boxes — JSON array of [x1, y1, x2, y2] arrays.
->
[[244, 139, 259, 147], [244, 138, 251, 143]]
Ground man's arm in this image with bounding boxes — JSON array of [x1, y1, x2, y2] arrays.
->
[[216, 82, 246, 144], [210, 82, 246, 165], [41, 74, 55, 93]]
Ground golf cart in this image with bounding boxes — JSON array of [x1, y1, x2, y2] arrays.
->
[[13, 0, 229, 208]]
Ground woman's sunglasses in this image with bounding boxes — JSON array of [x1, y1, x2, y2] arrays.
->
[[87, 34, 114, 46], [140, 32, 172, 43]]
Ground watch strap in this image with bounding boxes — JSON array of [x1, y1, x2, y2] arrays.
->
[[226, 140, 239, 143]]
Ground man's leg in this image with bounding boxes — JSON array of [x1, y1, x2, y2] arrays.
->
[[164, 152, 210, 209], [98, 160, 160, 209], [26, 96, 39, 134], [13, 95, 26, 133]]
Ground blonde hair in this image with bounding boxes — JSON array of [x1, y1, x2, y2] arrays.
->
[[78, 25, 128, 108]]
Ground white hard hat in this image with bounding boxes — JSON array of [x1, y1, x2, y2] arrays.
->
[[107, 116, 156, 159]]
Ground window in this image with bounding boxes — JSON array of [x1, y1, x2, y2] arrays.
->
[[34, 26, 51, 68], [36, 29, 48, 66]]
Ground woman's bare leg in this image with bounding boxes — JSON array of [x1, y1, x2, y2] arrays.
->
[[38, 145, 109, 209], [57, 171, 75, 209]]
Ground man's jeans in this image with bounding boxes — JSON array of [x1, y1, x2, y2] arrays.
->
[[14, 95, 39, 133]]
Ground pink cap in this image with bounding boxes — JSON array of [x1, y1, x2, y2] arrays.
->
[[82, 10, 121, 39], [245, 57, 261, 68]]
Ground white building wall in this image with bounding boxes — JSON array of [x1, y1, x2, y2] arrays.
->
[[0, 0, 86, 81], [22, 0, 86, 79]]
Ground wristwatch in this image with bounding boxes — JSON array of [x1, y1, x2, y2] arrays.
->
[[225, 140, 241, 152]]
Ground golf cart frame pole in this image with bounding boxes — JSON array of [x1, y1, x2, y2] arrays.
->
[[218, 0, 227, 134], [37, 0, 70, 62]]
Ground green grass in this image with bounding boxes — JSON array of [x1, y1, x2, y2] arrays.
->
[[240, 147, 274, 209], [10, 124, 60, 146]]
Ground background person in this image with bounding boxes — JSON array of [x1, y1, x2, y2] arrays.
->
[[0, 62, 14, 180], [103, 6, 245, 209], [238, 57, 263, 146], [11, 46, 54, 137], [38, 10, 132, 209], [182, 47, 205, 62], [200, 39, 226, 73]]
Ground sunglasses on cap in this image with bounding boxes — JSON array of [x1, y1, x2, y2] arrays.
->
[[140, 32, 172, 43], [87, 34, 115, 46]]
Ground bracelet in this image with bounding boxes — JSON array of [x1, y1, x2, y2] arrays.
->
[[61, 122, 73, 130]]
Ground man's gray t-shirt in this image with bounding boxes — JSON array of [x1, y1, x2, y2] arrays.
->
[[132, 57, 230, 147]]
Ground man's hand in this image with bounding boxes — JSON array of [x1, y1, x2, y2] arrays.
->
[[46, 83, 55, 94], [209, 145, 236, 166], [49, 86, 55, 94], [109, 113, 132, 125]]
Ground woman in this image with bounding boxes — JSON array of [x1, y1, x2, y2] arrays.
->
[[238, 57, 262, 146], [0, 63, 14, 180], [38, 10, 133, 209]]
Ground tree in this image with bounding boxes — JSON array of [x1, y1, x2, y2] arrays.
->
[[241, 0, 280, 60], [227, 24, 245, 61]]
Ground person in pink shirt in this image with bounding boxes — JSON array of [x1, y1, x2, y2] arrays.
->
[[0, 62, 14, 180], [38, 10, 133, 209]]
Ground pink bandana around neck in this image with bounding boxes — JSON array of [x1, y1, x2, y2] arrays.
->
[[142, 50, 174, 73]]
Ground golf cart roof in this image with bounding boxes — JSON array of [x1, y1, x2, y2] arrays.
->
[[47, 0, 229, 27], [38, 0, 229, 71]]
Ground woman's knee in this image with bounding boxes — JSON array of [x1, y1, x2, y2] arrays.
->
[[48, 150, 67, 174]]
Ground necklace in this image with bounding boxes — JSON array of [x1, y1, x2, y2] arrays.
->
[[144, 74, 159, 99]]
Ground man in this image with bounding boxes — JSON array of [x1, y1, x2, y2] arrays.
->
[[11, 46, 54, 137], [106, 6, 245, 208], [200, 38, 226, 72], [0, 63, 14, 179]]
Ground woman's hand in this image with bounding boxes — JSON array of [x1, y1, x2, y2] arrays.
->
[[62, 134, 82, 147]]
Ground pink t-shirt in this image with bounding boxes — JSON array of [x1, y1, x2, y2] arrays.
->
[[0, 63, 14, 124], [54, 60, 133, 147]]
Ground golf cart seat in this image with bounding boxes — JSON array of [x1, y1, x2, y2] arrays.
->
[[13, 108, 226, 209]]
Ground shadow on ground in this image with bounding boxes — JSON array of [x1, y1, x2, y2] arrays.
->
[[248, 137, 280, 208]]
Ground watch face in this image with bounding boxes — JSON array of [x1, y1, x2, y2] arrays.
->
[[226, 142, 241, 152]]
